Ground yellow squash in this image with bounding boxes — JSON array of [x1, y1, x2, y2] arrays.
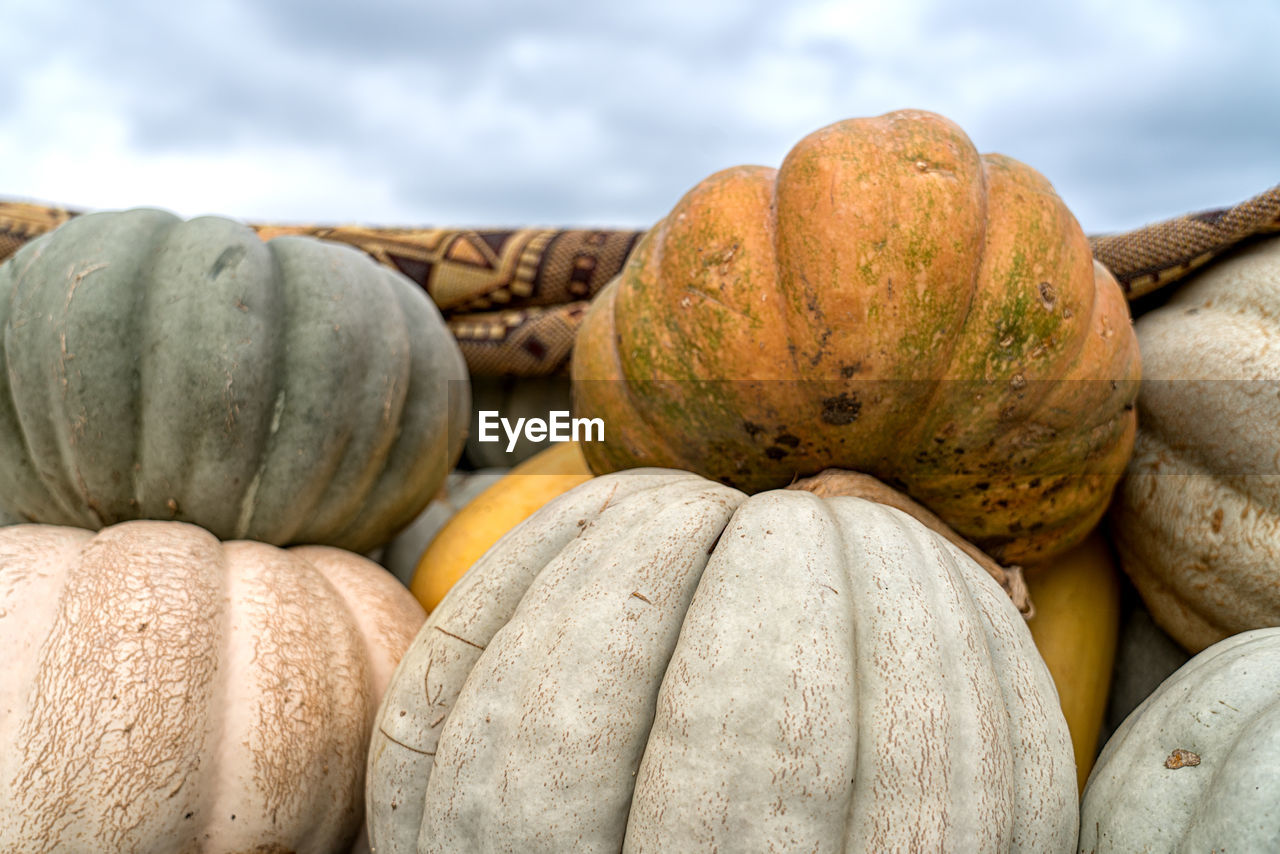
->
[[409, 441, 593, 613], [1023, 532, 1121, 793]]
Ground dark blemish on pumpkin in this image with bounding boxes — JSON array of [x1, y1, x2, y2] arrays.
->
[[953, 447, 965, 455], [995, 499, 1010, 509], [808, 329, 832, 366], [185, 812, 193, 820], [1037, 282, 1057, 311], [820, 392, 861, 425], [137, 622, 148, 632], [706, 529, 725, 555], [743, 421, 764, 437], [1185, 308, 1200, 315], [840, 363, 861, 378], [1211, 508, 1224, 533], [975, 482, 990, 491], [1029, 478, 1041, 489], [1165, 748, 1201, 769], [208, 245, 247, 280], [775, 432, 800, 448], [629, 591, 652, 605], [886, 277, 894, 299], [1124, 403, 1134, 412], [765, 446, 787, 460]]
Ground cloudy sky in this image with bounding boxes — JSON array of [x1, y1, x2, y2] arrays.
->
[[2, 1, 1275, 234]]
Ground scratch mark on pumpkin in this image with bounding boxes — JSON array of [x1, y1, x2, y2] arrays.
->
[[432, 625, 485, 650], [377, 727, 434, 756], [234, 388, 286, 538]]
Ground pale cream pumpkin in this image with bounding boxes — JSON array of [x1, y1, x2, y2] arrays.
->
[[367, 470, 1077, 852], [1081, 627, 1280, 851], [1112, 236, 1280, 652], [0, 520, 425, 853]]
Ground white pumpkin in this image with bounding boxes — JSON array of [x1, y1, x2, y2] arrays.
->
[[367, 470, 1077, 852], [0, 520, 425, 853], [1081, 627, 1280, 851], [1112, 236, 1280, 652]]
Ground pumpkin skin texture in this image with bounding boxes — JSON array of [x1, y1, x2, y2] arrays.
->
[[571, 109, 1140, 565], [1080, 627, 1280, 852], [1111, 237, 1280, 653], [407, 440, 592, 612], [0, 208, 469, 553], [0, 520, 426, 853], [367, 470, 1078, 853]]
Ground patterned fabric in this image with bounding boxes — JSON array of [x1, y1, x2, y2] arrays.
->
[[1090, 184, 1280, 298], [4, 186, 1278, 375]]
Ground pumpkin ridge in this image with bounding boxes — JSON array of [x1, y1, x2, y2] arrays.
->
[[902, 140, 991, 459], [78, 211, 183, 528], [417, 476, 738, 846], [133, 212, 206, 529], [286, 248, 412, 544], [196, 533, 235, 845], [319, 265, 431, 549], [0, 232, 80, 525], [854, 499, 1010, 845]]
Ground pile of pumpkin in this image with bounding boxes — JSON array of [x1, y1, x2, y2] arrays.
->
[[1, 109, 1276, 852]]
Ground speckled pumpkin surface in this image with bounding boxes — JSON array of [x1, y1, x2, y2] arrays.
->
[[368, 470, 1077, 853], [572, 109, 1140, 564], [1111, 236, 1280, 653], [1081, 627, 1280, 852], [0, 520, 425, 853], [0, 208, 469, 553]]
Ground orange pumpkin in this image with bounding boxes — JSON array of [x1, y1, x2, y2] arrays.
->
[[572, 109, 1140, 564]]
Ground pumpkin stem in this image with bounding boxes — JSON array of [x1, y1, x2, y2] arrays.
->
[[787, 469, 1033, 618]]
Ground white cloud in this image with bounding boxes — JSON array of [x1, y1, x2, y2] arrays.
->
[[0, 0, 1275, 232]]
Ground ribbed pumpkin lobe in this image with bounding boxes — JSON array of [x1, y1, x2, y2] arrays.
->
[[573, 109, 1140, 564]]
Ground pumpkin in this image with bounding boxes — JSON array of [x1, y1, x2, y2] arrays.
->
[[1080, 627, 1280, 851], [408, 440, 592, 612], [1110, 236, 1280, 652], [0, 208, 469, 553], [1020, 532, 1121, 792], [405, 455, 1118, 778], [571, 108, 1140, 565], [377, 468, 507, 585], [0, 520, 425, 853], [368, 469, 1077, 852]]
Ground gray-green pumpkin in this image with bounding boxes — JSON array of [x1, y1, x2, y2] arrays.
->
[[0, 208, 469, 553]]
